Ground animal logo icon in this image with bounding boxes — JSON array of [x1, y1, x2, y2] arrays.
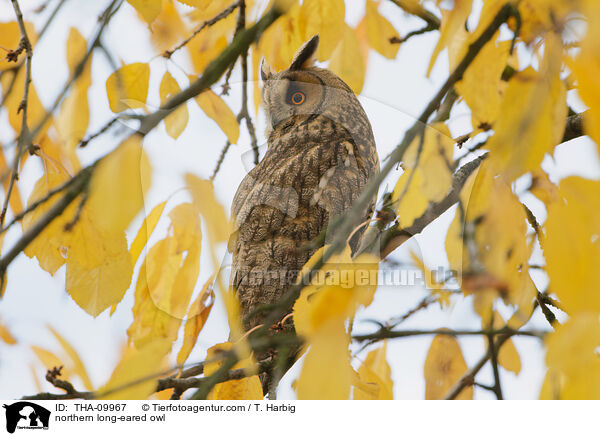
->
[[3, 402, 50, 433]]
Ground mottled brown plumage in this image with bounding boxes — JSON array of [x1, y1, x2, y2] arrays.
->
[[229, 36, 379, 331]]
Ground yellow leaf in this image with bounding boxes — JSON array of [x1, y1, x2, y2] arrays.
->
[[424, 334, 472, 400], [364, 0, 400, 59], [403, 123, 454, 202], [490, 312, 521, 375], [127, 0, 162, 24], [545, 177, 600, 314], [48, 326, 93, 390], [473, 174, 535, 310], [293, 246, 378, 337], [57, 80, 90, 151], [128, 204, 201, 346], [98, 339, 171, 399], [65, 27, 89, 77], [0, 319, 16, 345], [105, 63, 150, 112], [427, 0, 472, 75], [176, 277, 215, 367], [0, 21, 37, 70], [487, 35, 567, 181], [160, 71, 189, 139], [329, 24, 366, 94], [545, 313, 600, 399], [454, 37, 510, 131], [301, 0, 345, 60], [66, 216, 133, 317], [150, 0, 187, 52], [23, 172, 75, 275], [2, 65, 49, 141], [391, 168, 428, 228], [194, 89, 239, 143], [204, 342, 263, 400], [259, 3, 306, 71], [31, 346, 65, 372], [354, 342, 394, 399], [186, 2, 235, 73], [529, 169, 560, 206], [571, 0, 600, 152], [185, 174, 231, 243], [296, 320, 353, 399], [129, 201, 166, 266], [87, 135, 151, 235]]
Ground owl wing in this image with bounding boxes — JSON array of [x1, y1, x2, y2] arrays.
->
[[310, 139, 379, 252]]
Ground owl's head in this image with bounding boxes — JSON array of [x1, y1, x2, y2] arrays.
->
[[260, 35, 362, 136]]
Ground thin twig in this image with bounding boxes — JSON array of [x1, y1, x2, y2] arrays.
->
[[162, 1, 240, 59], [1, 0, 34, 227], [352, 326, 546, 343]]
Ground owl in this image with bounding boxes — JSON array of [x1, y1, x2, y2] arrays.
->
[[229, 35, 380, 332]]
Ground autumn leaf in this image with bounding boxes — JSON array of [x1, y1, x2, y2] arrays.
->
[[127, 0, 162, 25], [0, 21, 37, 70], [490, 312, 521, 375], [391, 168, 428, 227], [545, 313, 600, 399], [545, 177, 600, 314], [87, 135, 151, 236], [23, 172, 75, 275], [31, 346, 68, 376], [106, 63, 150, 112], [354, 342, 394, 399], [150, 0, 187, 52], [98, 339, 171, 400], [48, 326, 94, 390], [301, 0, 345, 60], [364, 0, 400, 59], [296, 320, 353, 400], [486, 35, 567, 181], [454, 36, 510, 131], [204, 342, 263, 400], [194, 88, 239, 143], [424, 334, 472, 400], [185, 174, 231, 244], [65, 215, 133, 317], [427, 0, 472, 75], [329, 24, 366, 94], [571, 0, 600, 152], [129, 200, 167, 266], [57, 28, 92, 152], [0, 319, 16, 345], [176, 277, 215, 367], [160, 71, 189, 139], [128, 203, 201, 347], [259, 3, 306, 71]]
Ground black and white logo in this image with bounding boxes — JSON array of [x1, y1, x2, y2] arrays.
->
[[3, 402, 50, 433]]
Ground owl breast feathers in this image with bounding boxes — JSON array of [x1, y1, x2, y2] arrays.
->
[[229, 35, 380, 330]]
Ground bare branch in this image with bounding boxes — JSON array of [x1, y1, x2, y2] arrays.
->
[[1, 0, 35, 227], [162, 1, 240, 59]]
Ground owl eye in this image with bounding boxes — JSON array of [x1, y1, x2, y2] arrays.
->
[[290, 91, 305, 105]]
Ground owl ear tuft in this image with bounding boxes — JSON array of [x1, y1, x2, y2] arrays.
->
[[260, 57, 273, 81], [289, 35, 319, 70]]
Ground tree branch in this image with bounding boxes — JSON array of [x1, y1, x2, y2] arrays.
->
[[162, 1, 240, 59], [1, 0, 34, 227], [352, 326, 546, 343]]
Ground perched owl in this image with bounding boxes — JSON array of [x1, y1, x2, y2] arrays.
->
[[229, 35, 380, 332]]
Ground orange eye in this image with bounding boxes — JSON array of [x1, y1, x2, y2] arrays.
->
[[291, 91, 305, 105]]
